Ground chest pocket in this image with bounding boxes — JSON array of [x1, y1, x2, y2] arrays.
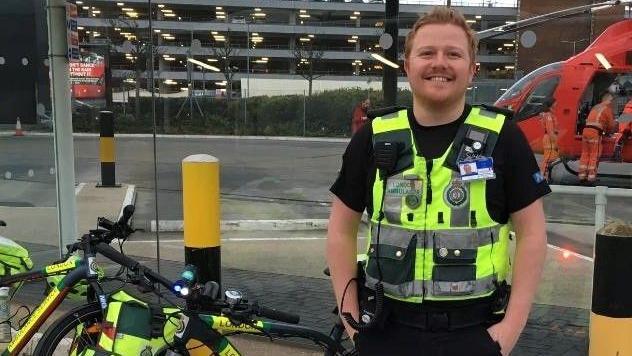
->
[[382, 175, 423, 225]]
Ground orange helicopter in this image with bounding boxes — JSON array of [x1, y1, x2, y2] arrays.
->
[[484, 7, 632, 184]]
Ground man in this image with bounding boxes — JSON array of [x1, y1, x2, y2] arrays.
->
[[578, 93, 617, 184], [539, 98, 559, 181], [327, 7, 548, 356], [351, 98, 371, 135], [613, 98, 632, 161]]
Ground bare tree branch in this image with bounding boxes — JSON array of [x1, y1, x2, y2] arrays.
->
[[211, 31, 241, 100], [292, 41, 324, 97]]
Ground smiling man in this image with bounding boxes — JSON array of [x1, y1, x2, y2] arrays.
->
[[327, 7, 550, 356]]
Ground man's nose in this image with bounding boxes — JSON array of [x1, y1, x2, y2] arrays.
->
[[430, 53, 449, 68]]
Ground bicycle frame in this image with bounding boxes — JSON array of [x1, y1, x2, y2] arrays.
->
[[0, 256, 94, 356], [175, 313, 346, 355]]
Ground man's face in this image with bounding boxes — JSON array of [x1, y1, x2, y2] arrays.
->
[[362, 100, 371, 109], [404, 23, 475, 108]]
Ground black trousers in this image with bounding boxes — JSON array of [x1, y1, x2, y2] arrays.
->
[[356, 321, 502, 356]]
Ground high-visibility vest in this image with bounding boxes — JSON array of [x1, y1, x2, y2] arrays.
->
[[365, 107, 511, 303]]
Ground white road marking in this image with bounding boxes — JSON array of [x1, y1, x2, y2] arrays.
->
[[547, 243, 593, 262], [75, 182, 86, 195], [118, 184, 136, 221], [127, 236, 327, 244]]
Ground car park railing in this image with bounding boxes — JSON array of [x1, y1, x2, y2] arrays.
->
[[550, 185, 632, 234]]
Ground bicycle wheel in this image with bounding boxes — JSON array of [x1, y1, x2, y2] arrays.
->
[[34, 302, 103, 356]]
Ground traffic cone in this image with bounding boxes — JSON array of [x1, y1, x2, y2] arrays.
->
[[14, 117, 24, 137]]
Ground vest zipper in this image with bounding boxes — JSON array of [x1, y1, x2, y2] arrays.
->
[[425, 160, 433, 205], [421, 159, 433, 303]]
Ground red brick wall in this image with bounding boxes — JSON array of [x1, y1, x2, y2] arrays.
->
[[516, 0, 624, 76]]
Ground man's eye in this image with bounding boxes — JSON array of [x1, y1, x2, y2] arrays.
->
[[448, 52, 462, 58]]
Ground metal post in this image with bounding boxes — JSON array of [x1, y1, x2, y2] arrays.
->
[[98, 111, 118, 187], [383, 0, 399, 106], [245, 22, 250, 128], [189, 31, 194, 120], [182, 154, 221, 308], [595, 185, 607, 234], [303, 90, 306, 136], [202, 67, 206, 94], [47, 0, 78, 255]]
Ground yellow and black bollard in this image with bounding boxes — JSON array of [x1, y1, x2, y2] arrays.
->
[[98, 111, 117, 187], [589, 222, 632, 355], [182, 154, 221, 299]]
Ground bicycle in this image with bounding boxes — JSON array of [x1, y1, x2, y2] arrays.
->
[[0, 206, 355, 355]]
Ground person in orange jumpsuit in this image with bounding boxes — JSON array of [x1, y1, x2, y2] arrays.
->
[[351, 98, 371, 135], [613, 98, 632, 161], [539, 98, 559, 181], [578, 93, 617, 184]]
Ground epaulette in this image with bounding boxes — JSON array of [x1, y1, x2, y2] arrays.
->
[[479, 103, 514, 120], [367, 106, 408, 120]]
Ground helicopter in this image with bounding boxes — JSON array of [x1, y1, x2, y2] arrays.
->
[[477, 2, 632, 185]]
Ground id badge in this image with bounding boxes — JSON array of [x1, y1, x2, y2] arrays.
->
[[458, 157, 495, 181]]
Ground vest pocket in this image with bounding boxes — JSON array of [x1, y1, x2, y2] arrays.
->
[[433, 231, 478, 264], [432, 231, 478, 296], [366, 234, 417, 287]]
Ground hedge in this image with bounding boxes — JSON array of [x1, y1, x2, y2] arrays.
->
[[71, 88, 414, 137]]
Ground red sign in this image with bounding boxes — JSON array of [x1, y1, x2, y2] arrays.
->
[[70, 52, 105, 99]]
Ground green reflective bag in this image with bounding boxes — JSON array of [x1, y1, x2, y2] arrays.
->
[[0, 235, 33, 289], [75, 346, 120, 356], [97, 290, 181, 356]]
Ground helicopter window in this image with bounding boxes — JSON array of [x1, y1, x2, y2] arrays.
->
[[497, 62, 562, 102], [514, 76, 560, 122]]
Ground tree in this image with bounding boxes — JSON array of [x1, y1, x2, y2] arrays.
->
[[108, 17, 161, 121], [293, 41, 324, 97], [211, 31, 240, 101]]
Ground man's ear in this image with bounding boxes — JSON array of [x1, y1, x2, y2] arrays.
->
[[403, 59, 409, 76], [469, 63, 477, 83]]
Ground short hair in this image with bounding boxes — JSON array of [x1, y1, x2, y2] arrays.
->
[[404, 6, 478, 64]]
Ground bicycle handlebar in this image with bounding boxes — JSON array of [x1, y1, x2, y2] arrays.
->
[[84, 208, 303, 328], [94, 242, 174, 291], [253, 303, 300, 324]]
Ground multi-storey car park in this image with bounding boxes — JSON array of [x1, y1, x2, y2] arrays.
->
[[75, 0, 519, 98]]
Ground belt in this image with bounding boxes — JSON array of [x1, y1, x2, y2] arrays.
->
[[386, 298, 497, 331]]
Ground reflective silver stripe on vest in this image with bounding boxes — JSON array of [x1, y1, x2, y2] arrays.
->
[[364, 273, 497, 298], [428, 274, 496, 297], [369, 223, 500, 249], [448, 171, 471, 227]]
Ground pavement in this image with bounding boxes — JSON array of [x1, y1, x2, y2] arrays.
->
[[1, 183, 602, 355]]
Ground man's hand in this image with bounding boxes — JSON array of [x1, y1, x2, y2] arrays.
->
[[487, 320, 523, 356]]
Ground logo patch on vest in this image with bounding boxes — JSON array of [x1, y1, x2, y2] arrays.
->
[[444, 180, 468, 208], [385, 179, 422, 209], [140, 346, 153, 356]]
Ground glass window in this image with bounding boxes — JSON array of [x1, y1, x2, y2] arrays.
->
[[497, 62, 562, 102], [515, 76, 560, 121]]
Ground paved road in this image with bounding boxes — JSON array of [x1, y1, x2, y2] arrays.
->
[[1, 135, 630, 226]]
